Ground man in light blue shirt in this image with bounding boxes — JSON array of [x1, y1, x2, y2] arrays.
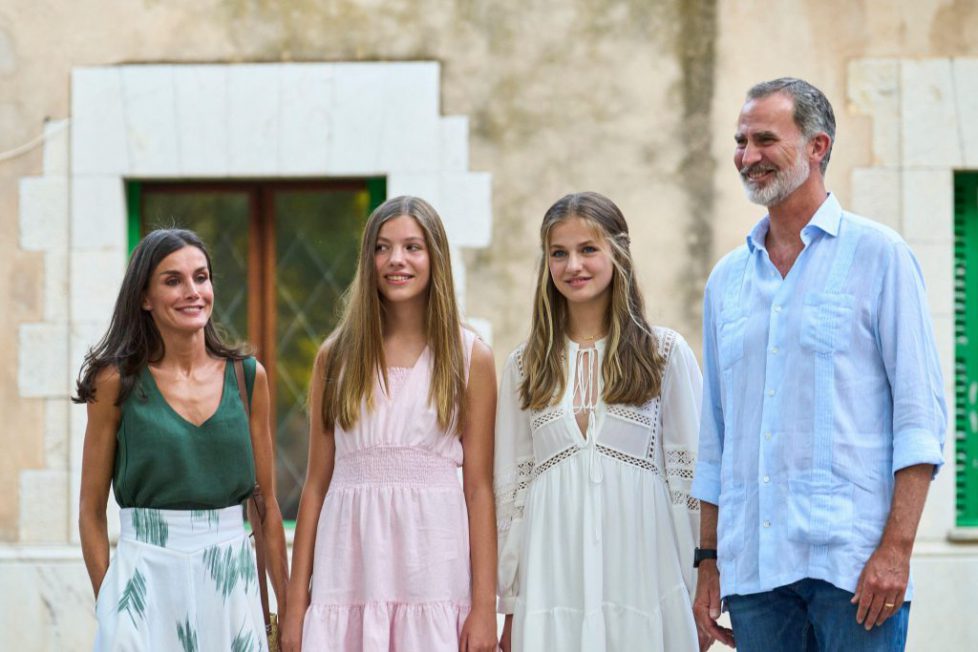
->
[[691, 78, 946, 652]]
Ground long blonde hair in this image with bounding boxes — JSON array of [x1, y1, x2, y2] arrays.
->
[[520, 192, 666, 410], [321, 196, 466, 432]]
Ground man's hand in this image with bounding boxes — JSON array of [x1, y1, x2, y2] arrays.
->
[[693, 560, 734, 649], [851, 463, 932, 630], [697, 619, 716, 651], [851, 542, 909, 630]]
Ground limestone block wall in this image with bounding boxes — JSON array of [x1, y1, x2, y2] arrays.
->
[[16, 120, 72, 545]]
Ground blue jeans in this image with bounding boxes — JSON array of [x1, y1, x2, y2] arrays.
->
[[726, 579, 910, 652]]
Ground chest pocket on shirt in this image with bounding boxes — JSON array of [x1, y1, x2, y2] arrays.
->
[[800, 293, 854, 355], [716, 311, 747, 370]]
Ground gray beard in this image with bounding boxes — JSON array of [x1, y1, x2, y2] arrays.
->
[[741, 155, 810, 207]]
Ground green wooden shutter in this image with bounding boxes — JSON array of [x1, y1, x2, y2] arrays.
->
[[126, 180, 142, 254], [955, 172, 978, 527], [366, 176, 386, 213]]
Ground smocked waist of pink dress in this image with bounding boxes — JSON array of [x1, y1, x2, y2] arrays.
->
[[329, 446, 461, 489]]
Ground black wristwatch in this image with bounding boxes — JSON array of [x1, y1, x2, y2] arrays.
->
[[693, 547, 718, 568]]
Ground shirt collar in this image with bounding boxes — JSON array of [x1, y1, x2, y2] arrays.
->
[[745, 193, 841, 253], [746, 216, 770, 253]]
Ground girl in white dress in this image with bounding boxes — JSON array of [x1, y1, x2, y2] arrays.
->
[[495, 192, 706, 651]]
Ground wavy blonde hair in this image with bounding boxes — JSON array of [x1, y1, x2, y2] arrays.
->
[[520, 192, 665, 410], [321, 196, 466, 432]]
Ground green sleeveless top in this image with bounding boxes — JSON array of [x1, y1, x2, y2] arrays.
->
[[113, 357, 257, 509]]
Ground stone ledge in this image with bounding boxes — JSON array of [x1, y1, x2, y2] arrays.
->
[[0, 545, 83, 562], [946, 527, 978, 544]]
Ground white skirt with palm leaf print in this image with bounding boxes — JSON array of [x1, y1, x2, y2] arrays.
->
[[93, 506, 267, 652]]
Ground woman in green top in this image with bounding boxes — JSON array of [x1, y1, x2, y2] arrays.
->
[[76, 228, 288, 651]]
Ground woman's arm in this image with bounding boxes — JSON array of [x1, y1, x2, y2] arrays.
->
[[494, 349, 535, 651], [248, 362, 290, 621], [660, 335, 704, 596], [280, 346, 336, 652], [78, 367, 121, 598], [460, 340, 499, 651]]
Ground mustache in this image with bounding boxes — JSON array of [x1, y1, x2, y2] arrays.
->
[[740, 163, 777, 177]]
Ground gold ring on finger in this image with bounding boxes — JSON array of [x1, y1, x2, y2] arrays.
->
[[884, 602, 895, 608]]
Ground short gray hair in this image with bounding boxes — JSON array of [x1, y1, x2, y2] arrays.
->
[[747, 77, 836, 175]]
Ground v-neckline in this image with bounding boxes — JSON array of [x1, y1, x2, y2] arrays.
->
[[382, 345, 428, 399], [145, 359, 229, 429], [392, 344, 429, 372], [565, 340, 604, 443]]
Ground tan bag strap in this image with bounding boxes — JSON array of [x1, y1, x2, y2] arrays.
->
[[234, 359, 273, 634]]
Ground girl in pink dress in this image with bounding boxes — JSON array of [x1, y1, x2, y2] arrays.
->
[[281, 196, 498, 652]]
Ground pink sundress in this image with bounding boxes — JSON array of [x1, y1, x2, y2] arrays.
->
[[302, 330, 476, 650]]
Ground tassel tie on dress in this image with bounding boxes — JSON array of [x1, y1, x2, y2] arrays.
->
[[574, 346, 604, 486]]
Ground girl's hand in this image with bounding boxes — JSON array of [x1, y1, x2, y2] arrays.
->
[[459, 605, 497, 652], [499, 614, 513, 652], [279, 609, 304, 652]]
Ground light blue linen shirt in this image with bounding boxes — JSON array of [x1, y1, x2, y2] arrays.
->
[[691, 193, 946, 600]]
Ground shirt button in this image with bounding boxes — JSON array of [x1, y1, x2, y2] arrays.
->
[[763, 475, 770, 483], [764, 432, 772, 440], [763, 520, 771, 528], [771, 346, 779, 354], [773, 305, 782, 313], [767, 389, 775, 397]]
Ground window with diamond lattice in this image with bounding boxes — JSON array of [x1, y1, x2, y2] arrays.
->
[[128, 179, 385, 520]]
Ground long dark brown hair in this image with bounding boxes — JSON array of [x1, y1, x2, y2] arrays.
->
[[73, 228, 245, 405], [320, 196, 467, 433], [520, 192, 665, 409]]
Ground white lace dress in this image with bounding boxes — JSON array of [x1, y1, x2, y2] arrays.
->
[[495, 328, 702, 651]]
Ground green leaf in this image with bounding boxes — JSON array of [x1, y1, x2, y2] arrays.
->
[[177, 616, 198, 652], [116, 569, 148, 628], [202, 539, 258, 600], [191, 509, 220, 531], [131, 508, 169, 547], [231, 627, 256, 652]]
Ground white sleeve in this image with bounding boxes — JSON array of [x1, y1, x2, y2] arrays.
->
[[660, 334, 703, 599], [494, 348, 535, 615]]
